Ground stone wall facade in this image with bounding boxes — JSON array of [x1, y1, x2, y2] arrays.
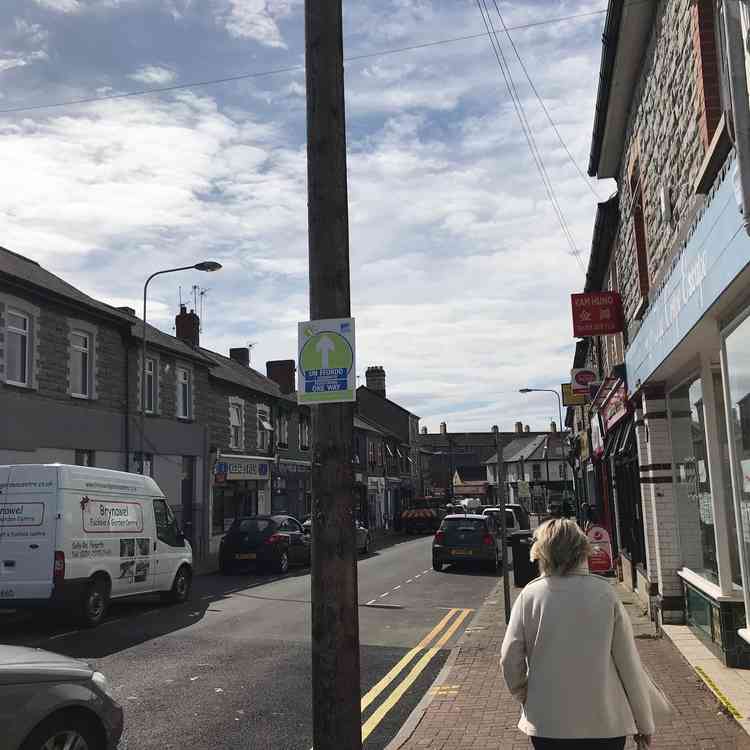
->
[[614, 0, 713, 324]]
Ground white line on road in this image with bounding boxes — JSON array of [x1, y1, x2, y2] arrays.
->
[[406, 579, 413, 583], [393, 585, 401, 590], [422, 569, 430, 574], [379, 592, 389, 598], [366, 599, 376, 605], [414, 574, 421, 579]]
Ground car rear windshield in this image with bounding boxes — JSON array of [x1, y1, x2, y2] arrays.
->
[[441, 518, 486, 532], [235, 519, 275, 534]]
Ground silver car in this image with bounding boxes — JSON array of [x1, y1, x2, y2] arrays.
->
[[302, 518, 372, 554], [0, 645, 123, 750]]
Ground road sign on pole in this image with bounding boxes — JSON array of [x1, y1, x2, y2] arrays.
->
[[297, 318, 356, 404]]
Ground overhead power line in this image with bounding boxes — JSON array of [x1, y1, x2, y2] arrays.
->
[[0, 5, 616, 116], [475, 0, 586, 271], [491, 0, 604, 203]]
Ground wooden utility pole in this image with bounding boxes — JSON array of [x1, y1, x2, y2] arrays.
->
[[305, 2, 361, 749], [494, 429, 511, 623]]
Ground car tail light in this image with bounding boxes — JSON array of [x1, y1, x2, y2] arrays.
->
[[264, 533, 284, 545], [435, 530, 445, 544], [53, 550, 65, 581], [482, 533, 494, 546]]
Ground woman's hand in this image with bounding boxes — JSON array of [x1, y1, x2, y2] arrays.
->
[[634, 734, 652, 748]]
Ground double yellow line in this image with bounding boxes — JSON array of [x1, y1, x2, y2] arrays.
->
[[360, 607, 472, 742]]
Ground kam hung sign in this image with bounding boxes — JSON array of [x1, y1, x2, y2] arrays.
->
[[298, 318, 356, 404], [571, 292, 624, 337]]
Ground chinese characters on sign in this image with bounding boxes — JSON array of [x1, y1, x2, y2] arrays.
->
[[571, 292, 624, 338]]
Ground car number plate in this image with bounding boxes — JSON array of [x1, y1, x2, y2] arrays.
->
[[451, 549, 473, 556], [235, 553, 257, 560]]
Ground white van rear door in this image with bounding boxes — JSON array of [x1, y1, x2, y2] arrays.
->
[[0, 467, 57, 602]]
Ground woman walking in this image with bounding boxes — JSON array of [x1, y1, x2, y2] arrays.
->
[[500, 519, 655, 749]]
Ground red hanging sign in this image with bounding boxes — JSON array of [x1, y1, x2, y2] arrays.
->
[[571, 292, 624, 337]]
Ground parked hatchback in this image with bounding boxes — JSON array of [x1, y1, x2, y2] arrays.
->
[[0, 645, 123, 750], [301, 518, 373, 554], [219, 515, 310, 575], [432, 514, 501, 572]]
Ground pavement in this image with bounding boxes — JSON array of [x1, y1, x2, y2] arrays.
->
[[0, 534, 498, 750], [388, 578, 750, 750]]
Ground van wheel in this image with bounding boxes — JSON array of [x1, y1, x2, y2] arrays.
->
[[20, 709, 102, 750], [164, 565, 192, 604], [80, 577, 109, 628]]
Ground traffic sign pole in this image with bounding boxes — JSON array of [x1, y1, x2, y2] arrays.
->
[[304, 2, 361, 749]]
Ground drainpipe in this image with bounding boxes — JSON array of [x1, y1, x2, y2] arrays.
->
[[721, 0, 750, 233]]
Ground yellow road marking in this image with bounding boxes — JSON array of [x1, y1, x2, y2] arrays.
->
[[695, 666, 743, 719], [360, 608, 459, 712], [361, 608, 472, 741]]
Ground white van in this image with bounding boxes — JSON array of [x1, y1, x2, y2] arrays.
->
[[0, 464, 193, 627]]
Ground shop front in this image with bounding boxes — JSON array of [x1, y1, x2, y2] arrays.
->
[[271, 459, 311, 520], [625, 156, 750, 665], [210, 454, 271, 554]]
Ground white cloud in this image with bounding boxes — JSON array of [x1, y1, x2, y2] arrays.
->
[[218, 0, 300, 48], [129, 65, 177, 85], [33, 0, 80, 12]]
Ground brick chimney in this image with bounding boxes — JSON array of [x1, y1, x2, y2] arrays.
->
[[365, 366, 386, 398], [267, 359, 296, 395], [439, 422, 447, 435], [175, 305, 200, 348], [230, 348, 250, 367], [515, 421, 523, 434]]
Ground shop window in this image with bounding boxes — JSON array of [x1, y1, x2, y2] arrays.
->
[[669, 378, 718, 583]]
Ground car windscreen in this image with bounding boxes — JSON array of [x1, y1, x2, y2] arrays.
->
[[235, 519, 276, 535]]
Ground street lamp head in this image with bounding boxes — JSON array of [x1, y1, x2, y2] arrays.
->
[[519, 388, 533, 394], [194, 261, 222, 272]]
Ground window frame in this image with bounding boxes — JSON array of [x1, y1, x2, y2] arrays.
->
[[5, 308, 30, 387], [229, 397, 245, 451], [69, 330, 91, 398], [145, 357, 157, 414], [176, 366, 192, 420], [276, 412, 289, 449], [299, 414, 311, 451], [257, 404, 272, 451]]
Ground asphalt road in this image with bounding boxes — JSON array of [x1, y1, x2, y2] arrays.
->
[[0, 536, 500, 750]]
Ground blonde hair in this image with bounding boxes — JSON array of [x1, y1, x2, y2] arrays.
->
[[529, 518, 592, 576]]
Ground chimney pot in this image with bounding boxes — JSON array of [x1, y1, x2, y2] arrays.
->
[[515, 421, 523, 434], [524, 425, 530, 433], [266, 359, 296, 394], [421, 426, 428, 435], [492, 425, 499, 434], [550, 421, 558, 432], [439, 422, 447, 435], [229, 347, 250, 367], [365, 365, 386, 398], [117, 306, 136, 317], [175, 305, 200, 348]]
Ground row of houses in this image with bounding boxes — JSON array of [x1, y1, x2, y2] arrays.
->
[[566, 0, 750, 668], [0, 246, 420, 566], [418, 422, 572, 509]]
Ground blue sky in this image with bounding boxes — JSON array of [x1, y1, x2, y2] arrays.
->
[[0, 0, 614, 431]]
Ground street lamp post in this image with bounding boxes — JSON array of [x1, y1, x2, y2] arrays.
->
[[139, 261, 222, 474]]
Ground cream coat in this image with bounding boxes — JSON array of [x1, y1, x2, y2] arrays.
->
[[500, 571, 655, 739]]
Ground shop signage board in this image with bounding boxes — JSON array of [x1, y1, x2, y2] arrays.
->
[[587, 525, 613, 574], [215, 460, 270, 481], [571, 292, 624, 337], [590, 412, 604, 458], [627, 162, 750, 388], [600, 380, 629, 433], [298, 318, 356, 404], [571, 368, 599, 395], [561, 382, 586, 406]]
